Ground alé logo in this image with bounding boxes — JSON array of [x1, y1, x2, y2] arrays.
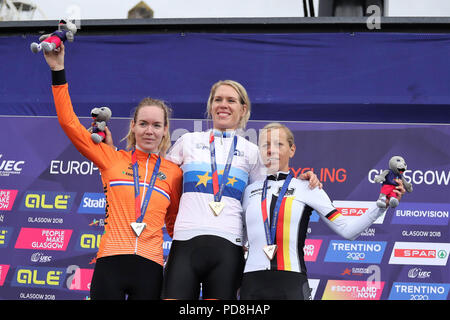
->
[[11, 266, 65, 288], [19, 191, 76, 213]]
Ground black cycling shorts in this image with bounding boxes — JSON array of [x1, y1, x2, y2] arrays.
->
[[240, 270, 312, 300], [90, 254, 163, 300], [161, 235, 245, 300]]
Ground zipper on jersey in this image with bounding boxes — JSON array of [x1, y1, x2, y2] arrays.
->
[[134, 154, 151, 254]]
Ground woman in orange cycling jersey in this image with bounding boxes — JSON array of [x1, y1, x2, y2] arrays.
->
[[43, 43, 183, 300]]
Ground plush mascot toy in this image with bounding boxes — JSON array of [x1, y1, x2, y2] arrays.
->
[[90, 107, 112, 144], [374, 156, 413, 208], [30, 19, 77, 53]]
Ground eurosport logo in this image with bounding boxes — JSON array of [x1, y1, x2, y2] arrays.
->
[[78, 193, 106, 214], [388, 282, 450, 300], [0, 189, 18, 211], [49, 159, 98, 175], [389, 242, 450, 266], [391, 202, 449, 226], [324, 240, 387, 264], [322, 280, 385, 300], [0, 227, 13, 248], [333, 201, 386, 224], [11, 266, 65, 288], [15, 228, 73, 251], [19, 191, 76, 213]]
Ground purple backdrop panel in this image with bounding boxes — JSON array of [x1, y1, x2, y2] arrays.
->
[[0, 116, 449, 300]]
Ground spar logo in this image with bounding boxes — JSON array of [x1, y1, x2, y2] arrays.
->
[[19, 191, 76, 213], [322, 280, 385, 300], [333, 201, 386, 225], [391, 202, 449, 226], [324, 240, 387, 264], [77, 193, 106, 215], [0, 189, 18, 211], [303, 239, 322, 262], [11, 266, 65, 288], [309, 200, 386, 224], [389, 242, 450, 266], [388, 282, 450, 300], [15, 228, 73, 251]]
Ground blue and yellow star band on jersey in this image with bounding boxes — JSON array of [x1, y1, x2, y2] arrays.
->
[[182, 163, 248, 201]]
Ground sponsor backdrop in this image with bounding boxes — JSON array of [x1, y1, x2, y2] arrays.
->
[[1, 117, 449, 300]]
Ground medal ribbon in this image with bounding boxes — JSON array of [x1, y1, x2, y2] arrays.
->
[[132, 150, 161, 223], [261, 170, 294, 246], [209, 131, 238, 202]]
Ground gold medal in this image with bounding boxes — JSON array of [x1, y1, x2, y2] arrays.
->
[[209, 201, 225, 216], [263, 244, 278, 260]]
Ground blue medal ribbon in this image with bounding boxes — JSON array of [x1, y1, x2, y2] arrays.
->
[[209, 131, 238, 202], [132, 150, 161, 223], [261, 170, 294, 246]]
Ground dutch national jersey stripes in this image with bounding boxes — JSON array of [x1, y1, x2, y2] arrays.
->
[[52, 83, 183, 266], [110, 180, 171, 201], [242, 175, 386, 274]]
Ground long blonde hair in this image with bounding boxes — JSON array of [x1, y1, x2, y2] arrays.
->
[[206, 80, 251, 129], [122, 97, 172, 156]]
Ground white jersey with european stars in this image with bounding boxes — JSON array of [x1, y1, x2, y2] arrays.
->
[[166, 130, 266, 245]]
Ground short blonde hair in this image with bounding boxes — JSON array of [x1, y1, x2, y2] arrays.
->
[[122, 97, 172, 156], [261, 122, 295, 147], [206, 80, 251, 129]]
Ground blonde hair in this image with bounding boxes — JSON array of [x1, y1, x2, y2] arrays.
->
[[206, 80, 251, 129], [261, 122, 295, 147], [122, 97, 172, 156]]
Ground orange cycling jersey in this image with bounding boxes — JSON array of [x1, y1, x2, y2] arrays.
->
[[52, 83, 183, 266]]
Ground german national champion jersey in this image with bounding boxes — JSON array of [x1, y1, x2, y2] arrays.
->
[[242, 173, 386, 274], [52, 83, 183, 266], [165, 130, 266, 245]]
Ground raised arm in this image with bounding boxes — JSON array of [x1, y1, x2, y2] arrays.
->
[[44, 43, 117, 170]]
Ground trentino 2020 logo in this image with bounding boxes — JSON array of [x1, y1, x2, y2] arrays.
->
[[324, 240, 387, 264]]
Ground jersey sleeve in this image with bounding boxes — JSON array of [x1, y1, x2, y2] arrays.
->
[[305, 187, 387, 240], [52, 83, 119, 170], [164, 163, 183, 238], [165, 133, 185, 166]]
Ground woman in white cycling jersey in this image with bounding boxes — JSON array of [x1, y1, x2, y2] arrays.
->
[[240, 123, 406, 300], [161, 81, 320, 299]]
